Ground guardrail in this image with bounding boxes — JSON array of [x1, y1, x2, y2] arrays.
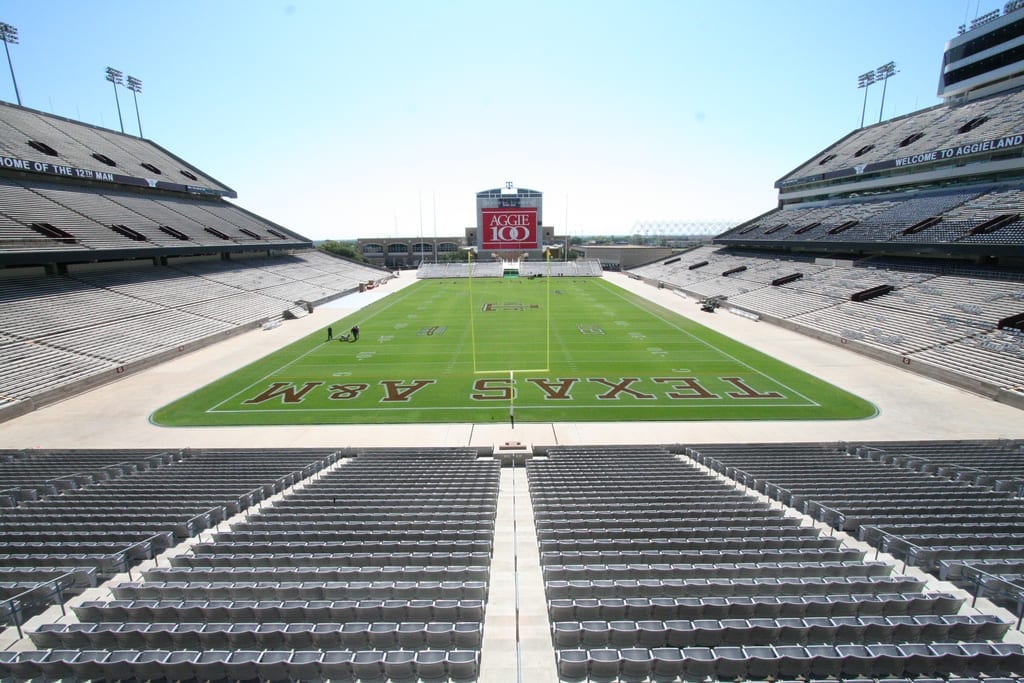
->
[[113, 533, 169, 581], [0, 570, 79, 639], [814, 503, 845, 530], [962, 565, 1024, 629], [174, 506, 225, 540], [860, 525, 923, 571]]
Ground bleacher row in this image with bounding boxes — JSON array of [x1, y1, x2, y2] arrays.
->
[[688, 442, 1024, 613], [779, 86, 1024, 189], [0, 448, 496, 682], [630, 245, 1024, 394], [518, 261, 604, 277], [716, 185, 1024, 247], [847, 441, 1024, 614], [0, 177, 301, 253], [416, 262, 504, 279], [528, 444, 1024, 683], [0, 249, 388, 414], [0, 448, 340, 635], [416, 260, 603, 279], [0, 444, 1023, 680], [0, 101, 229, 196]]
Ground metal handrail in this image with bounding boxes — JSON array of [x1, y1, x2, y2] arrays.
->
[[181, 506, 224, 536], [814, 503, 844, 527], [0, 487, 24, 506], [0, 569, 78, 639], [112, 532, 169, 580], [963, 565, 1024, 629], [860, 525, 922, 570]]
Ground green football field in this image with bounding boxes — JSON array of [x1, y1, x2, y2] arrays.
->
[[152, 276, 876, 426]]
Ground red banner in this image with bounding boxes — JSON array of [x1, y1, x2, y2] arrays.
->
[[481, 208, 538, 249]]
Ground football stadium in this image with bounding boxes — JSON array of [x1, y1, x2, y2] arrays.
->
[[1, 5, 1024, 683]]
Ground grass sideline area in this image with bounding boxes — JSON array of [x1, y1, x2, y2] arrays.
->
[[152, 276, 876, 426]]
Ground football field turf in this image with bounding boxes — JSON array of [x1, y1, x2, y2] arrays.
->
[[152, 276, 876, 426]]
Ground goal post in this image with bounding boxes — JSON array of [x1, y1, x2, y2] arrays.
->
[[465, 247, 557, 377]]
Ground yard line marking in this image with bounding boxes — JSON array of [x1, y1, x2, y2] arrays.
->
[[595, 279, 820, 407], [206, 285, 423, 413]]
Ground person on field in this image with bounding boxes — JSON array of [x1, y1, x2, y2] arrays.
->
[[326, 326, 333, 341], [351, 325, 360, 342]]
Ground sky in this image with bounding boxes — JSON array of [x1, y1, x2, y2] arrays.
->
[[0, 0, 1008, 240]]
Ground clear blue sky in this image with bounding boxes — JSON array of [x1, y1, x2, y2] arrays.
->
[[0, 0, 1003, 240]]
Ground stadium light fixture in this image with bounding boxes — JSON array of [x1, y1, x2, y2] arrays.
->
[[105, 66, 125, 134], [875, 61, 898, 124], [857, 70, 876, 128], [126, 75, 143, 138], [0, 22, 21, 106]]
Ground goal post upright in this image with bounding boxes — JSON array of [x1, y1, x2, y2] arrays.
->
[[466, 247, 479, 374], [546, 246, 552, 371]]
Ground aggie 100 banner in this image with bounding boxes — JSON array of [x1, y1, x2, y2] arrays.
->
[[481, 208, 538, 249]]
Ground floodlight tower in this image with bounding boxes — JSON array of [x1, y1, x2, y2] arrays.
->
[[876, 61, 898, 123], [105, 67, 125, 133], [126, 75, 143, 137], [857, 70, 876, 128], [0, 22, 21, 106]]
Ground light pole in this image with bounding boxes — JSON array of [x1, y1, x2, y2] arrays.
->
[[126, 75, 143, 137], [876, 61, 898, 123], [105, 67, 124, 133], [857, 70, 876, 128], [0, 22, 21, 106]]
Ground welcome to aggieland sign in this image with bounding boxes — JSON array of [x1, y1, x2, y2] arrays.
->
[[0, 153, 233, 197], [777, 132, 1024, 189], [480, 207, 539, 249]]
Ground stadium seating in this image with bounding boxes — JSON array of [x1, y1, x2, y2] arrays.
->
[[0, 249, 390, 418], [532, 444, 1019, 681], [0, 448, 338, 630], [416, 261, 504, 278], [23, 448, 493, 683], [779, 88, 1024, 185], [689, 441, 1024, 605], [0, 101, 230, 195], [0, 442, 1019, 681], [518, 260, 604, 277], [629, 245, 1024, 401]]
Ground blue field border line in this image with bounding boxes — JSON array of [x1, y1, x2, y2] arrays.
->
[[204, 283, 425, 414], [595, 279, 821, 408]]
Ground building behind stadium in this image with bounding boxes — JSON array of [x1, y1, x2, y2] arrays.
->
[[357, 182, 569, 269]]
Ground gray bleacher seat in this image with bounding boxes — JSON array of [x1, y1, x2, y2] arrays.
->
[[287, 650, 323, 680], [223, 650, 260, 681], [384, 649, 417, 681], [350, 650, 383, 680], [414, 649, 447, 680], [191, 649, 230, 681], [650, 647, 684, 679], [66, 650, 109, 681], [445, 649, 479, 681], [715, 645, 748, 680]]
